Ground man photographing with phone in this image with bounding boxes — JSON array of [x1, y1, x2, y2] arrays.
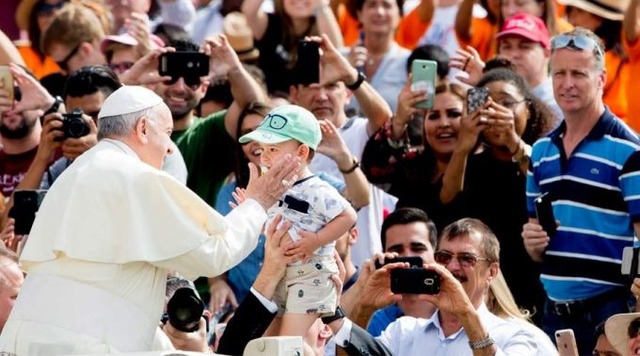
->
[[329, 218, 538, 355]]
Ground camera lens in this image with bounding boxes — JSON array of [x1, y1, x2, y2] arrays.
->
[[166, 287, 204, 332]]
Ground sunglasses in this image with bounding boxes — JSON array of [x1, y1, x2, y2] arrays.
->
[[163, 76, 202, 89], [434, 250, 490, 268], [551, 34, 603, 57], [56, 43, 81, 72]]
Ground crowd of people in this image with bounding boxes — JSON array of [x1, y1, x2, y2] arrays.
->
[[0, 0, 640, 354]]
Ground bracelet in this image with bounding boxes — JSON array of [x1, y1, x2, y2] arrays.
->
[[43, 96, 63, 116], [510, 139, 523, 155], [339, 156, 360, 174], [469, 335, 495, 350]]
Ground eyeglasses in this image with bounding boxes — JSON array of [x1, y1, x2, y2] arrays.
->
[[434, 250, 490, 268], [107, 61, 134, 74], [262, 113, 288, 130], [163, 76, 202, 89], [56, 43, 81, 72], [551, 34, 604, 57]]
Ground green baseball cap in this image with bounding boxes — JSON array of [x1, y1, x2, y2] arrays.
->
[[239, 104, 322, 150]]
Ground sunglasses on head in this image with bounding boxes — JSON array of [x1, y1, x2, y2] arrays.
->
[[163, 75, 202, 89], [433, 250, 490, 268], [551, 34, 603, 57]]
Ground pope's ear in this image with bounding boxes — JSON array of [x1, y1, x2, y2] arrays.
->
[[134, 116, 150, 143]]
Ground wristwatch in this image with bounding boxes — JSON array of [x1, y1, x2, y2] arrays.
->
[[43, 96, 64, 116], [345, 71, 366, 91], [469, 335, 495, 350], [321, 305, 346, 324]]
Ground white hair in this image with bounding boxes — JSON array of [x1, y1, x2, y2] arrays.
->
[[97, 104, 164, 140]]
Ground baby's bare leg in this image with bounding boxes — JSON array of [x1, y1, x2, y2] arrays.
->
[[279, 312, 320, 337]]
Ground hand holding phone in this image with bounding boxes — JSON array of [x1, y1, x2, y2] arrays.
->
[[535, 192, 557, 237], [410, 59, 437, 109]]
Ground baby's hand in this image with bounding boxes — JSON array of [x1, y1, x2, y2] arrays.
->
[[285, 229, 321, 263], [229, 187, 247, 209]]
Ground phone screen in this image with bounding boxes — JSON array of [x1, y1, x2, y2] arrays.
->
[[467, 87, 489, 114]]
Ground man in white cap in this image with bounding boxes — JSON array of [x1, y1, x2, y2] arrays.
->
[[0, 85, 301, 354]]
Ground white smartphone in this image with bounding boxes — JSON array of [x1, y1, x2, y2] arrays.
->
[[621, 246, 640, 276], [555, 329, 579, 356]]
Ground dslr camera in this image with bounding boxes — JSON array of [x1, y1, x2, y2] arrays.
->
[[59, 108, 90, 140], [163, 287, 207, 332]]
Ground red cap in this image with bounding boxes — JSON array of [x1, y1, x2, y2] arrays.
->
[[496, 12, 551, 49]]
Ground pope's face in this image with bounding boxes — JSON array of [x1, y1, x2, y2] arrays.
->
[[142, 104, 174, 169]]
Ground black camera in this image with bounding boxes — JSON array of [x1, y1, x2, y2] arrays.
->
[[164, 287, 206, 332], [60, 109, 90, 140]]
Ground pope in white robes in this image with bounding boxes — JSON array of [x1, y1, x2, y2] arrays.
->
[[0, 86, 300, 354]]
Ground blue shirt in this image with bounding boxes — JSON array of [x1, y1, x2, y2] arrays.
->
[[367, 304, 404, 337], [526, 108, 640, 300]]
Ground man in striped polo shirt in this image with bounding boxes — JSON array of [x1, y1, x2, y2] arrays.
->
[[522, 27, 640, 355]]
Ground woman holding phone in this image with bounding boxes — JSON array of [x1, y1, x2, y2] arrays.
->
[[440, 67, 554, 324], [361, 80, 467, 232], [241, 0, 343, 95]]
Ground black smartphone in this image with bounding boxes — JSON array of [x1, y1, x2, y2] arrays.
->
[[390, 268, 440, 294], [535, 192, 557, 237], [375, 256, 423, 269], [159, 52, 210, 78], [467, 87, 489, 114], [10, 189, 47, 235], [296, 40, 320, 85]]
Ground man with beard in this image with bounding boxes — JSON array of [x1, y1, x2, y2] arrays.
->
[[0, 65, 63, 197], [154, 36, 266, 207]]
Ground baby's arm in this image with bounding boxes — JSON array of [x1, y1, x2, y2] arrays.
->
[[291, 206, 358, 258]]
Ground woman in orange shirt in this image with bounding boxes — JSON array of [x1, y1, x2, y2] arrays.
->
[[454, 0, 570, 60], [623, 0, 640, 131], [15, 0, 66, 79], [560, 0, 629, 119]]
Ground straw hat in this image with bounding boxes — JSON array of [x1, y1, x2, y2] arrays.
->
[[557, 0, 629, 21], [604, 312, 640, 355], [222, 12, 259, 62]]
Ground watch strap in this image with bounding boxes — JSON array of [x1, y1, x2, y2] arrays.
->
[[321, 305, 346, 324], [468, 335, 495, 350], [43, 96, 63, 116], [345, 71, 366, 91]]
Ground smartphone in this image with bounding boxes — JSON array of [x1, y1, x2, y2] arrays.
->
[[390, 268, 440, 294], [10, 189, 47, 235], [0, 66, 14, 102], [621, 246, 640, 277], [296, 40, 320, 85], [410, 59, 437, 110], [159, 52, 209, 78], [467, 87, 490, 115], [535, 192, 557, 237], [555, 329, 579, 356], [375, 256, 423, 269]]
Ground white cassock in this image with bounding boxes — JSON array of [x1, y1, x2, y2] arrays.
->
[[0, 139, 266, 354]]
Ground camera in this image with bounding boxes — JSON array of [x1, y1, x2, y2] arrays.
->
[[59, 109, 90, 140], [164, 287, 206, 332]]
